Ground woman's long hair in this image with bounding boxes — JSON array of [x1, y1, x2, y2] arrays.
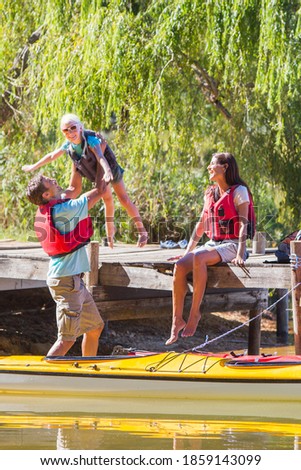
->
[[211, 152, 251, 200]]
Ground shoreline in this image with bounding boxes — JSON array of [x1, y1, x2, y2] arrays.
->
[[0, 288, 288, 357]]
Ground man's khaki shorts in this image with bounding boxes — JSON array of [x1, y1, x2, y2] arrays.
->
[[47, 274, 104, 342]]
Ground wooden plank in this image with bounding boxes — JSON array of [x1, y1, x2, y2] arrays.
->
[[275, 289, 289, 344], [0, 257, 49, 281], [290, 241, 301, 354], [99, 263, 175, 290], [85, 241, 99, 291], [1, 244, 278, 263], [99, 262, 291, 290], [201, 289, 268, 312], [93, 285, 267, 304], [92, 286, 172, 301], [248, 308, 262, 355], [0, 278, 46, 291], [96, 297, 173, 321], [207, 264, 291, 289], [93, 287, 268, 321]]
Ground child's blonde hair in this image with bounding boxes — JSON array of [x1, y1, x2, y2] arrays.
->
[[60, 113, 83, 129]]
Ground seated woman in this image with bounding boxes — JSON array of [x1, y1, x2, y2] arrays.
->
[[166, 152, 254, 345]]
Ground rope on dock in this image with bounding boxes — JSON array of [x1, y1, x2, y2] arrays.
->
[[192, 282, 301, 352], [290, 253, 301, 269]]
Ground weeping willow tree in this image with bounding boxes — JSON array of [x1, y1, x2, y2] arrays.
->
[[1, 0, 301, 242]]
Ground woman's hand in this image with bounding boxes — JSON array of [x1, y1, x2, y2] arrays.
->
[[231, 254, 245, 266], [167, 255, 183, 262]]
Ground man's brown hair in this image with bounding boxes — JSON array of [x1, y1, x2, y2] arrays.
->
[[26, 174, 48, 206]]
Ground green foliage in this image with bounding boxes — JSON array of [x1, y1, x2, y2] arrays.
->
[[1, 0, 301, 244]]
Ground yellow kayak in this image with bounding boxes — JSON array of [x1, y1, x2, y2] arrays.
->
[[1, 351, 301, 401]]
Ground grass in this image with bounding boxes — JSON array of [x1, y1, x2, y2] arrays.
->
[[0, 227, 32, 243]]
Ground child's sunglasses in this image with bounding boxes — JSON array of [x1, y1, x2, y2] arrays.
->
[[62, 125, 77, 133]]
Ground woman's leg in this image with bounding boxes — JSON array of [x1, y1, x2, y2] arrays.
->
[[165, 253, 194, 345], [102, 185, 116, 248], [182, 250, 222, 338], [112, 179, 148, 247]]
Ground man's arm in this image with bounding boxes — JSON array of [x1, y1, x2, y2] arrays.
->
[[84, 186, 105, 210]]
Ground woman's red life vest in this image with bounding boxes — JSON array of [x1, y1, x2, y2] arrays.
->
[[202, 185, 256, 241], [34, 199, 93, 257]]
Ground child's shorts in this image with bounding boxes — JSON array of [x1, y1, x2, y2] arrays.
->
[[112, 163, 125, 183]]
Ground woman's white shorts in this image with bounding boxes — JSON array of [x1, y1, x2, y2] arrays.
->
[[193, 240, 247, 263]]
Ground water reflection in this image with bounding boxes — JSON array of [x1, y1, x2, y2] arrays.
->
[[0, 400, 301, 450]]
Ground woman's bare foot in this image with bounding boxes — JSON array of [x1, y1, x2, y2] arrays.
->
[[137, 231, 148, 248], [181, 313, 201, 337], [165, 319, 186, 346]]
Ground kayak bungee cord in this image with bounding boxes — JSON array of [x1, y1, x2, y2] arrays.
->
[[145, 351, 224, 374], [191, 282, 301, 353]]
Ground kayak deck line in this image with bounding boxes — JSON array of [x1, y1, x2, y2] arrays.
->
[[1, 368, 301, 384]]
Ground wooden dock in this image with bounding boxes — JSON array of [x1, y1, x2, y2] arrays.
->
[[0, 239, 296, 354], [0, 239, 288, 288]]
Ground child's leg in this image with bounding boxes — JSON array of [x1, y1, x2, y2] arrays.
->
[[112, 179, 148, 247], [101, 185, 116, 248]]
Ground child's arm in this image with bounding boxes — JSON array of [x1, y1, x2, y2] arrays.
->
[[90, 143, 113, 183], [95, 131, 107, 154], [22, 148, 64, 172]]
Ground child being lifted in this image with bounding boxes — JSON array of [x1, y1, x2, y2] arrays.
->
[[22, 113, 148, 249]]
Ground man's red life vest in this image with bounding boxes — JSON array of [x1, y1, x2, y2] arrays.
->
[[34, 199, 93, 257], [202, 185, 256, 241]]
